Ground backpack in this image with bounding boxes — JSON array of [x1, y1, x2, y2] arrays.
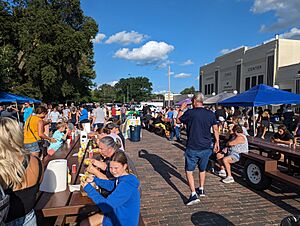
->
[[0, 184, 9, 225]]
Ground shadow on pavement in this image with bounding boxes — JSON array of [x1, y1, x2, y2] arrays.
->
[[172, 143, 186, 152], [191, 211, 234, 226], [231, 167, 300, 216], [138, 149, 188, 203]]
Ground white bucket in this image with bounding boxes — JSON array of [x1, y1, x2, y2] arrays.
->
[[40, 159, 67, 193]]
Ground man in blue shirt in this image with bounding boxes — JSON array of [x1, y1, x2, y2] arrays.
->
[[178, 92, 219, 206], [21, 102, 33, 123]]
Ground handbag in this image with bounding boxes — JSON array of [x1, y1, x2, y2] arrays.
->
[[27, 116, 49, 152], [0, 184, 9, 225]]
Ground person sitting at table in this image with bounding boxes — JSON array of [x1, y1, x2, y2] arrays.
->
[[81, 151, 140, 226], [47, 122, 69, 156], [216, 125, 248, 184], [87, 136, 121, 180], [105, 123, 126, 150], [271, 124, 293, 145], [0, 117, 43, 226], [258, 110, 270, 139]]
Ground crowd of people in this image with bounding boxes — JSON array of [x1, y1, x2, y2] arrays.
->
[[0, 95, 299, 225], [0, 102, 141, 226]]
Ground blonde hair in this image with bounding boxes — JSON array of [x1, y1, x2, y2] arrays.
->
[[0, 117, 29, 189]]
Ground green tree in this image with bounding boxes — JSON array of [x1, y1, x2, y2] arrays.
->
[[114, 77, 153, 103], [93, 84, 117, 103], [180, 86, 195, 95], [0, 0, 98, 102]]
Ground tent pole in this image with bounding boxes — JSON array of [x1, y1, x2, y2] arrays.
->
[[253, 106, 256, 137], [16, 102, 20, 122]]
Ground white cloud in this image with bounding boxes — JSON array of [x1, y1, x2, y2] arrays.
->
[[107, 80, 118, 86], [156, 60, 174, 69], [105, 31, 149, 45], [92, 33, 106, 43], [181, 59, 194, 66], [174, 73, 191, 78], [220, 46, 245, 55], [251, 0, 300, 32], [114, 41, 174, 65], [279, 27, 300, 39]]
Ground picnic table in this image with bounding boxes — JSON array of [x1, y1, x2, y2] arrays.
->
[[35, 135, 145, 225], [35, 136, 98, 225], [219, 133, 300, 190]]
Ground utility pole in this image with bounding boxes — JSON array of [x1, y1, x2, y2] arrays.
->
[[168, 65, 171, 107]]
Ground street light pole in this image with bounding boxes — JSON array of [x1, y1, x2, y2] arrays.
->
[[168, 65, 171, 107]]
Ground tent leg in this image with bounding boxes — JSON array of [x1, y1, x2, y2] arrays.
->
[[253, 106, 256, 137], [16, 102, 20, 122]]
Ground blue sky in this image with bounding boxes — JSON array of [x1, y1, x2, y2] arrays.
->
[[80, 0, 300, 94]]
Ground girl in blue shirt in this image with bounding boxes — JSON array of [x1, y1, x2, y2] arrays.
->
[[81, 151, 140, 226]]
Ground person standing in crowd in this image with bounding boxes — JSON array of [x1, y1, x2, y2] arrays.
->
[[111, 105, 117, 120], [142, 104, 150, 116], [62, 105, 70, 121], [92, 103, 105, 131], [169, 106, 181, 142], [79, 105, 89, 129], [70, 107, 79, 127], [0, 117, 43, 226], [177, 92, 219, 206], [48, 107, 61, 133], [120, 104, 127, 123], [21, 102, 33, 123], [283, 105, 295, 132], [81, 151, 140, 226], [24, 106, 56, 157]]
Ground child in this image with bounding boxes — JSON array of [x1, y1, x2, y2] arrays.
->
[[47, 122, 69, 156]]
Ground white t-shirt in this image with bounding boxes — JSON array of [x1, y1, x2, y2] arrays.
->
[[93, 107, 105, 123], [49, 111, 61, 123], [63, 108, 70, 118]]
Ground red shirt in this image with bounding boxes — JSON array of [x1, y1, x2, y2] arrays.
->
[[111, 107, 116, 116]]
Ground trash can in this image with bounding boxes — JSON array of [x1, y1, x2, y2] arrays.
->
[[129, 125, 141, 142]]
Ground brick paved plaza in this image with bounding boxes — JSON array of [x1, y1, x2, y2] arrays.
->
[[126, 129, 300, 226]]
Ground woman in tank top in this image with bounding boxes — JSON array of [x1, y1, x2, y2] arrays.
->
[[216, 125, 248, 184], [0, 117, 43, 226]]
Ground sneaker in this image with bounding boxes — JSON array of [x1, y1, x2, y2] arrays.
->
[[186, 194, 200, 206], [216, 170, 227, 178], [196, 187, 205, 197], [222, 176, 235, 184]]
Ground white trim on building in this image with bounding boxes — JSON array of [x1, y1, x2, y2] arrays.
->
[[199, 37, 300, 96]]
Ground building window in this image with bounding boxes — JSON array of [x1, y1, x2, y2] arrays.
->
[[267, 55, 274, 86], [205, 85, 208, 95], [236, 64, 241, 93], [245, 77, 250, 90], [207, 84, 211, 95], [211, 84, 214, 94], [214, 71, 218, 94], [251, 76, 257, 88], [296, 80, 300, 94], [258, 75, 264, 84]]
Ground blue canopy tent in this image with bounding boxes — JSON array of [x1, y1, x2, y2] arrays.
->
[[0, 92, 41, 121], [0, 92, 41, 104], [219, 84, 300, 135]]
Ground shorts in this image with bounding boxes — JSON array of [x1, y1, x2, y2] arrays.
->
[[93, 123, 104, 130], [24, 142, 40, 153], [6, 209, 37, 226], [227, 152, 240, 163], [185, 148, 212, 172]]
